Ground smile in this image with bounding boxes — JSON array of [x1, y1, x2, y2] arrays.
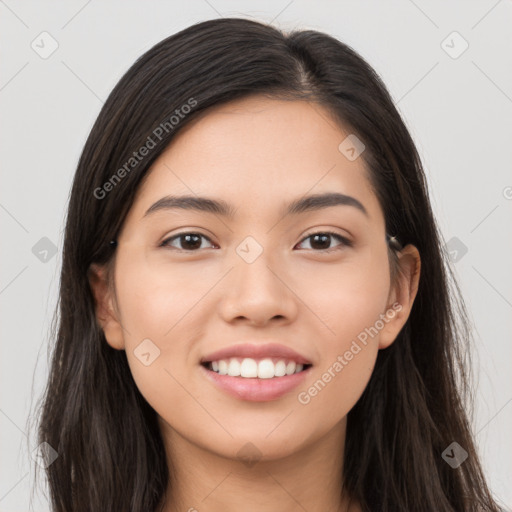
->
[[201, 357, 312, 379], [200, 359, 313, 402]]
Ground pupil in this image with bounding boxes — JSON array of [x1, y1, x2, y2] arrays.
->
[[311, 234, 330, 250], [182, 234, 201, 250]]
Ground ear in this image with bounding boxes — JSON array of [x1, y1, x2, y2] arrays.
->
[[88, 263, 125, 350], [378, 244, 421, 349]]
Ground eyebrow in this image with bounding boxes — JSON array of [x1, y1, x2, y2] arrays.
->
[[143, 192, 368, 219]]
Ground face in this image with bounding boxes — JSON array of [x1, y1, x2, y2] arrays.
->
[[89, 95, 420, 463]]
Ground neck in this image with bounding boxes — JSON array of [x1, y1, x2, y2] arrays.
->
[[157, 417, 360, 512]]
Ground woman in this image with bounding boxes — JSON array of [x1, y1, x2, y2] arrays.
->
[[34, 17, 503, 512]]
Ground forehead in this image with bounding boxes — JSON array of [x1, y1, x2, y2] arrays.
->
[[125, 96, 383, 227]]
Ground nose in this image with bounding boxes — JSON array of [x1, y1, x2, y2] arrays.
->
[[218, 254, 298, 327]]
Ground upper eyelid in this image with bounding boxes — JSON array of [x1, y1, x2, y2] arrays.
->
[[300, 227, 351, 241], [301, 231, 349, 241], [162, 231, 215, 245]]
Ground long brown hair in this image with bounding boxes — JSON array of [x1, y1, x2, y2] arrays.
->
[[30, 17, 502, 511]]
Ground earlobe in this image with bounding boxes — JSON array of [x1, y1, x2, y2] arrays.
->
[[87, 262, 125, 350], [378, 244, 421, 350]]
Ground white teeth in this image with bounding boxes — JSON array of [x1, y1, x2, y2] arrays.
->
[[286, 361, 296, 375], [206, 357, 308, 378], [274, 360, 287, 377], [257, 358, 274, 379], [218, 360, 228, 375], [240, 358, 258, 378], [227, 359, 241, 377]]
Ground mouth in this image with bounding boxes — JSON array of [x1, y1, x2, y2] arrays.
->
[[199, 359, 313, 402], [199, 343, 314, 401], [201, 357, 313, 379]]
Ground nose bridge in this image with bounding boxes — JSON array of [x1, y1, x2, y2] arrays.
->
[[233, 233, 284, 292], [219, 233, 297, 324]]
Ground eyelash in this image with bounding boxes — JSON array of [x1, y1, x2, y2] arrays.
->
[[160, 230, 353, 253]]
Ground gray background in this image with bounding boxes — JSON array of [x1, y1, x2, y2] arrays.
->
[[1, 1, 511, 510]]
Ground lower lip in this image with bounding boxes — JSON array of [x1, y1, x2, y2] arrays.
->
[[199, 364, 312, 402]]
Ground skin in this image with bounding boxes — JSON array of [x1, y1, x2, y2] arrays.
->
[[89, 95, 420, 512]]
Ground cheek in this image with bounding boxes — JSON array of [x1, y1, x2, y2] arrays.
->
[[291, 250, 389, 417], [115, 251, 207, 339], [295, 344, 377, 429], [294, 266, 387, 416], [113, 255, 209, 413], [297, 249, 391, 341]]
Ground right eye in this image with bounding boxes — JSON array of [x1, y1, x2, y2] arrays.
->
[[160, 232, 217, 252]]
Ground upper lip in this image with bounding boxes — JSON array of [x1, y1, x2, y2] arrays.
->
[[200, 343, 313, 365]]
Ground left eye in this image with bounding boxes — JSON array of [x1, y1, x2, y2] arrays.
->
[[161, 231, 352, 252], [295, 231, 352, 252]]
